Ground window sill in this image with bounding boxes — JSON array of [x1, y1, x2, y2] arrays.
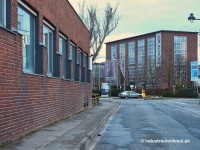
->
[[47, 75, 60, 79], [81, 82, 91, 84], [57, 51, 62, 55], [0, 26, 17, 35], [22, 71, 44, 77], [62, 78, 71, 81]]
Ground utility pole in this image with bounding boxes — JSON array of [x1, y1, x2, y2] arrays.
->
[[98, 63, 100, 90]]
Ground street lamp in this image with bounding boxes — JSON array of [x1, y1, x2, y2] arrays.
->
[[173, 85, 176, 94], [188, 13, 200, 22]]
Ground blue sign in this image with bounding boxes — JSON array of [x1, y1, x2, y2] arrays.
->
[[191, 61, 198, 81]]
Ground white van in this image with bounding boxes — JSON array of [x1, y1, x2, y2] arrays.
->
[[101, 83, 110, 97]]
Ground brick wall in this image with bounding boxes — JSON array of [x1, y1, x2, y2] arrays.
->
[[0, 0, 91, 146]]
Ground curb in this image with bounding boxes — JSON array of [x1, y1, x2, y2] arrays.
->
[[74, 102, 121, 150]]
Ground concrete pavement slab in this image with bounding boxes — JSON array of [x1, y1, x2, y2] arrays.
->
[[1, 99, 120, 150]]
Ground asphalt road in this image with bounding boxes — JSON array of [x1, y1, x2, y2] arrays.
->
[[91, 99, 200, 150]]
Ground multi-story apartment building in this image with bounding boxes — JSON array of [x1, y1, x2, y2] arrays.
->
[[0, 0, 91, 145], [106, 30, 198, 89]]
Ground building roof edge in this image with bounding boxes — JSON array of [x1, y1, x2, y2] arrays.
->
[[67, 0, 90, 33], [105, 30, 198, 44]]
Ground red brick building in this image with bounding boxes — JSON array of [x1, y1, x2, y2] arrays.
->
[[0, 0, 91, 145], [106, 30, 198, 89]]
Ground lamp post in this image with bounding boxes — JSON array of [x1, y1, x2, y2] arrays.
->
[[173, 85, 176, 94], [188, 13, 200, 100], [188, 13, 200, 22]]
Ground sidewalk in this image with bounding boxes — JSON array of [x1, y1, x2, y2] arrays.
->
[[1, 99, 120, 150]]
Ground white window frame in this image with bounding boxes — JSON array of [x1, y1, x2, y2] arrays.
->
[[59, 37, 63, 55], [69, 42, 75, 60], [59, 33, 66, 55], [18, 2, 37, 73], [83, 53, 87, 67], [77, 49, 82, 65], [18, 0, 37, 16], [59, 34, 67, 79], [43, 23, 54, 77], [0, 0, 6, 27]]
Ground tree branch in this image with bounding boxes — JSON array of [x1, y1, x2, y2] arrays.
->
[[78, 1, 119, 62]]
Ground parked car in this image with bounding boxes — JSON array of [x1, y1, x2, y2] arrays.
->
[[118, 91, 142, 99], [118, 91, 129, 99], [129, 91, 142, 98]]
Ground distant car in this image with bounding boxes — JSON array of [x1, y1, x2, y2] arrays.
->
[[118, 91, 142, 99], [118, 91, 129, 99]]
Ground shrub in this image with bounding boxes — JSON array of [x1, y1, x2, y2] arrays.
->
[[92, 90, 101, 95], [111, 89, 120, 97], [146, 88, 166, 97], [175, 88, 198, 98], [162, 91, 175, 97]]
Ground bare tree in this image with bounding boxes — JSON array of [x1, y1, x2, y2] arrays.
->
[[78, 1, 119, 62], [161, 46, 174, 88], [147, 58, 156, 89], [174, 54, 185, 87], [135, 64, 146, 89], [147, 58, 163, 96]]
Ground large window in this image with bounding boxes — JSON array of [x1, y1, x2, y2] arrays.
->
[[138, 39, 145, 81], [174, 36, 187, 81], [0, 0, 6, 27], [43, 22, 54, 77], [147, 37, 155, 63], [111, 45, 117, 60], [147, 37, 155, 80], [75, 49, 82, 81], [119, 43, 125, 60], [138, 40, 145, 65], [128, 42, 135, 65], [83, 53, 87, 68], [70, 43, 76, 80], [18, 4, 36, 73], [82, 53, 88, 82], [128, 41, 135, 82], [77, 49, 82, 65], [59, 34, 67, 79]]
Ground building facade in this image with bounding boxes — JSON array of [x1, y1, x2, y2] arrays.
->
[[106, 30, 198, 89], [0, 0, 91, 145], [92, 62, 105, 90]]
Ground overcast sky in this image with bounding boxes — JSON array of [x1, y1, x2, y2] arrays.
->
[[69, 0, 200, 62]]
